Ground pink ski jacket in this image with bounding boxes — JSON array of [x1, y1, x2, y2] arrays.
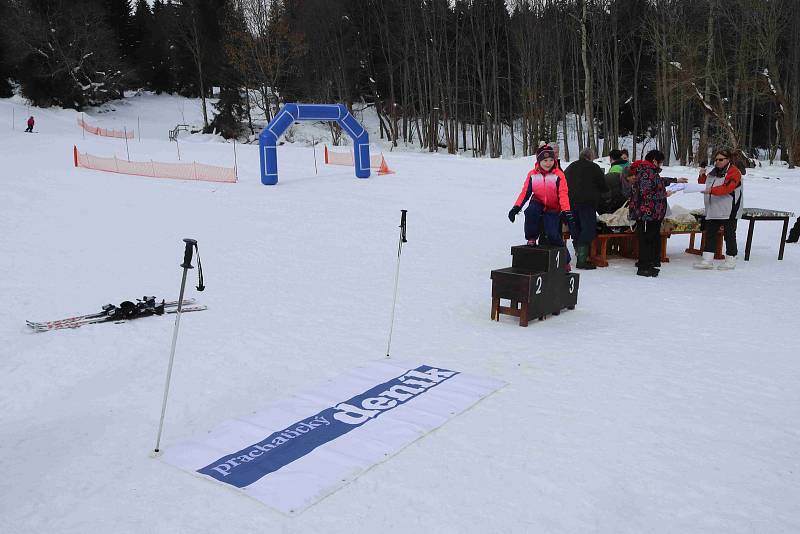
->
[[513, 163, 571, 213]]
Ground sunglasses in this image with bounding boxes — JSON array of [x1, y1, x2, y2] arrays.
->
[[715, 157, 729, 162]]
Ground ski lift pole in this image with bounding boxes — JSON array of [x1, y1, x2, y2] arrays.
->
[[154, 238, 204, 454], [385, 210, 408, 358]]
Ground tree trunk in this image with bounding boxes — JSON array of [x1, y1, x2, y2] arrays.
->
[[581, 0, 597, 155]]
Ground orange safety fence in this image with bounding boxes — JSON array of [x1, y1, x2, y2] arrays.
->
[[324, 145, 395, 175], [77, 116, 135, 139], [73, 146, 237, 183]]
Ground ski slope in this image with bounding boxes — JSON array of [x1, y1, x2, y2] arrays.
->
[[1, 93, 799, 533]]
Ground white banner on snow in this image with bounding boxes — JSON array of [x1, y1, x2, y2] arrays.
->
[[161, 359, 505, 514]]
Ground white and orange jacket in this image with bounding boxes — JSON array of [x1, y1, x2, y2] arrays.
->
[[513, 163, 571, 213]]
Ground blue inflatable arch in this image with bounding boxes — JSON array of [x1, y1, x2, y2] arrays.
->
[[259, 103, 370, 185]]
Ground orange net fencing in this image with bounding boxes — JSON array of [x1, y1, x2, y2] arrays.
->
[[77, 116, 135, 139], [73, 146, 237, 183], [324, 145, 395, 175]]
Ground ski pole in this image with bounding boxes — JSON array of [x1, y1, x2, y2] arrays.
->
[[385, 210, 407, 358], [154, 238, 204, 454]]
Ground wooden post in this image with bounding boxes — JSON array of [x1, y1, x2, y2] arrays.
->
[[73, 145, 78, 167]]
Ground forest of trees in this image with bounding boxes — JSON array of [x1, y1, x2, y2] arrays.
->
[[0, 0, 798, 166]]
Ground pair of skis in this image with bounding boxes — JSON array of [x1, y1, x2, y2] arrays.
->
[[26, 297, 206, 332]]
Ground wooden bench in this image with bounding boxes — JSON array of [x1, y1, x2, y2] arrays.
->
[[680, 228, 725, 260], [564, 221, 729, 267], [587, 231, 672, 267]]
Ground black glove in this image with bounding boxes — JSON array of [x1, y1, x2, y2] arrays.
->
[[508, 206, 521, 222], [563, 210, 576, 226]]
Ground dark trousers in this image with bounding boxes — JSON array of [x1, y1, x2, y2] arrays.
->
[[637, 220, 661, 269], [25, 125, 33, 132], [788, 218, 800, 242], [570, 202, 598, 245], [524, 201, 571, 263], [704, 218, 738, 257]]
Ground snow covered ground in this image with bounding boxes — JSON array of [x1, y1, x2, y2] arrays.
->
[[1, 93, 799, 533]]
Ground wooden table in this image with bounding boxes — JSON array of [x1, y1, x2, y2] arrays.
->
[[742, 208, 795, 260]]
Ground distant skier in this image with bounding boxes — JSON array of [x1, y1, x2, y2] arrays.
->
[[25, 116, 34, 133]]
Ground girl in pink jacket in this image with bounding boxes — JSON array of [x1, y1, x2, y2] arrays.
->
[[508, 145, 573, 259]]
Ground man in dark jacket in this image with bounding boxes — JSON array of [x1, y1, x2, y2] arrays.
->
[[564, 148, 608, 269]]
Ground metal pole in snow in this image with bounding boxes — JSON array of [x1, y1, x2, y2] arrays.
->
[[153, 239, 200, 454], [12, 107, 14, 130], [124, 127, 131, 161], [233, 139, 238, 181], [138, 116, 141, 142], [313, 138, 318, 175], [385, 210, 408, 358]]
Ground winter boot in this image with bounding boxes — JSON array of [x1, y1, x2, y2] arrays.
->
[[717, 256, 737, 270], [575, 244, 596, 270], [636, 267, 658, 277], [693, 252, 715, 269]]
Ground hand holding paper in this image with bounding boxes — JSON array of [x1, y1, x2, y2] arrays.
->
[[667, 183, 707, 194]]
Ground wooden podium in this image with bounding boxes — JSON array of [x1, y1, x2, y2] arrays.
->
[[490, 245, 580, 327]]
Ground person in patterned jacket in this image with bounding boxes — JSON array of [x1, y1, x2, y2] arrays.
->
[[508, 144, 575, 266], [628, 150, 687, 277]]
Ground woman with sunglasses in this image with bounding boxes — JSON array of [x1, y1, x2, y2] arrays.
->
[[694, 149, 744, 270]]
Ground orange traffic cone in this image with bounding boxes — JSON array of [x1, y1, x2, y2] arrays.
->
[[377, 155, 394, 175]]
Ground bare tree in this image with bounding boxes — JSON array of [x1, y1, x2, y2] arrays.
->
[[748, 0, 797, 168], [580, 0, 597, 155], [172, 0, 210, 127]]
